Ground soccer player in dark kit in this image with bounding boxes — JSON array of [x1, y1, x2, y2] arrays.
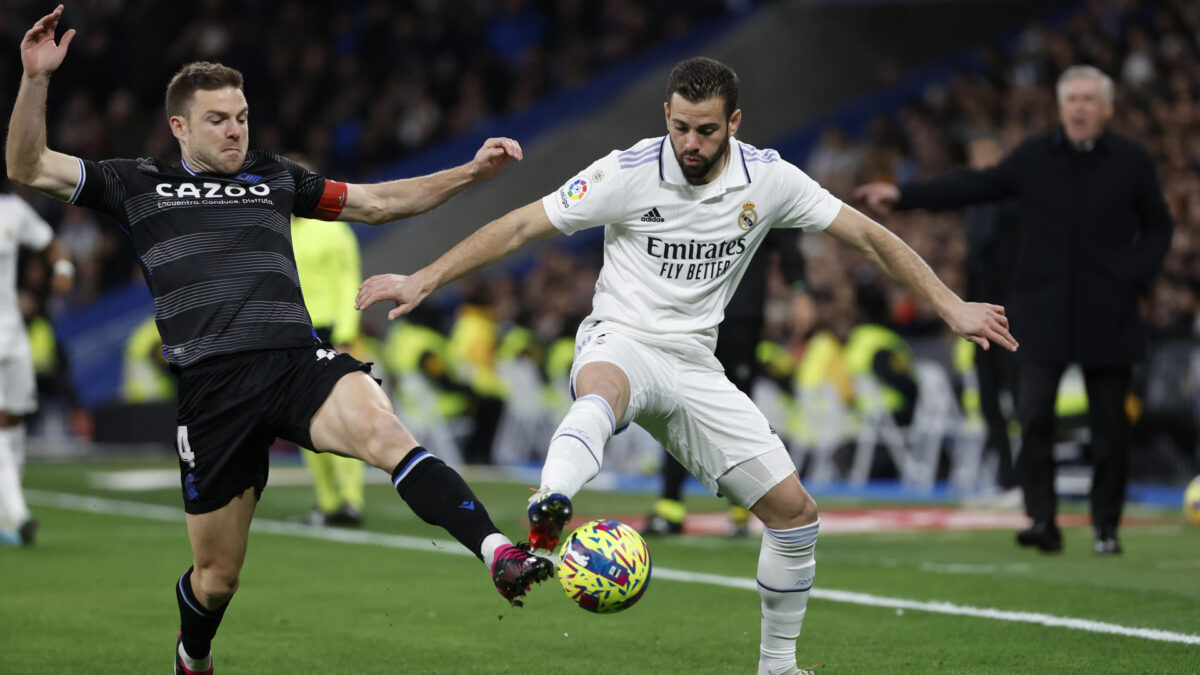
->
[[6, 7, 553, 674]]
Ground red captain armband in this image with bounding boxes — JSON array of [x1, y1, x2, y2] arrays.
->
[[312, 180, 349, 220]]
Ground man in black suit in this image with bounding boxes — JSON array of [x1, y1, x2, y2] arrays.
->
[[856, 65, 1173, 555]]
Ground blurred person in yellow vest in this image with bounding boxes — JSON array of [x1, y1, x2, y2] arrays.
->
[[121, 315, 175, 403], [793, 287, 855, 450], [27, 315, 54, 379], [382, 304, 471, 425], [447, 277, 506, 464], [795, 288, 853, 403], [493, 323, 551, 463], [22, 278, 81, 440], [755, 337, 799, 442], [844, 282, 917, 431], [542, 331, 577, 420], [290, 164, 366, 527]]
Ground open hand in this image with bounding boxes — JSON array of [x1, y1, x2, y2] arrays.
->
[[21, 5, 75, 78], [468, 137, 523, 183], [356, 273, 430, 321], [944, 301, 1018, 352]]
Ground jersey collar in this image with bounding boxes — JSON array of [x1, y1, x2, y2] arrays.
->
[[179, 154, 251, 177], [658, 136, 752, 196], [180, 156, 202, 176]]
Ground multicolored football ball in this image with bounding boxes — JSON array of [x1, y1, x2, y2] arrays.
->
[[556, 519, 651, 613]]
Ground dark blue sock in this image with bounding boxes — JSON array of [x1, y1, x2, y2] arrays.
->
[[176, 566, 229, 659], [391, 447, 500, 560]]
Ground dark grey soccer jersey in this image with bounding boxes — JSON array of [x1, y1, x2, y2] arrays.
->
[[70, 151, 349, 368]]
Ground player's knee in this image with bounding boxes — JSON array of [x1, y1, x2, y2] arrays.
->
[[755, 485, 818, 529], [193, 564, 240, 604], [796, 491, 819, 526]]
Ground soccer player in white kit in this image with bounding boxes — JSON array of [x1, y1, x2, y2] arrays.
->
[[0, 190, 72, 546], [358, 57, 1018, 675]]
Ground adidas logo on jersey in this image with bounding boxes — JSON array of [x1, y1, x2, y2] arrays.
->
[[640, 208, 665, 223]]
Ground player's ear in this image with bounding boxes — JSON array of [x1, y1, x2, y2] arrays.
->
[[728, 109, 742, 137], [168, 115, 188, 141], [663, 101, 671, 127]]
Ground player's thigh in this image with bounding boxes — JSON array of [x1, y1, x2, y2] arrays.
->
[[569, 326, 663, 427], [664, 362, 786, 492], [308, 371, 417, 467], [185, 485, 258, 573], [573, 361, 632, 422]]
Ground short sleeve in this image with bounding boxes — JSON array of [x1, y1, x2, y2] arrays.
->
[[273, 153, 348, 220], [540, 152, 627, 235], [772, 160, 843, 232], [72, 158, 138, 218], [11, 196, 53, 251]]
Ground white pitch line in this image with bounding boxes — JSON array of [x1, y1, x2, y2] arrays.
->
[[25, 490, 1200, 647]]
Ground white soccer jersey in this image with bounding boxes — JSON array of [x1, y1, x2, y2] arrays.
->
[[0, 194, 53, 359], [541, 136, 842, 354]]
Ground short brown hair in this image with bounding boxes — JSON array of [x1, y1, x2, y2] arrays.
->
[[165, 61, 244, 119], [665, 57, 739, 119]]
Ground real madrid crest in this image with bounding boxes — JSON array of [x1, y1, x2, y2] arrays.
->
[[738, 202, 758, 231]]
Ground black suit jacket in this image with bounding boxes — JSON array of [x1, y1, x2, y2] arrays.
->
[[897, 129, 1173, 366]]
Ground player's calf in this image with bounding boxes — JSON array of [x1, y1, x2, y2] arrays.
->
[[175, 567, 228, 675], [756, 520, 819, 675], [539, 394, 616, 498], [391, 447, 556, 603]]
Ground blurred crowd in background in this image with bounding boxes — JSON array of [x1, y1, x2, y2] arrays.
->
[[804, 0, 1200, 343], [4, 0, 1198, 478]]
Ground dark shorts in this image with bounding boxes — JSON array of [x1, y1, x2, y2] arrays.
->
[[173, 342, 373, 514]]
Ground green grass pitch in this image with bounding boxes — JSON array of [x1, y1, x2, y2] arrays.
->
[[2, 457, 1198, 674]]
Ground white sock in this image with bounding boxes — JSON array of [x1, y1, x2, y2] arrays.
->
[[177, 640, 212, 671], [480, 532, 512, 568], [539, 395, 615, 498], [757, 520, 819, 675], [0, 426, 30, 532]]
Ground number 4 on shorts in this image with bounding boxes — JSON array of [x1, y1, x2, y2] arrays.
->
[[176, 425, 196, 468]]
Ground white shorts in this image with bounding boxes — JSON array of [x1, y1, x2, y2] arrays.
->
[[0, 354, 37, 415], [570, 320, 793, 499]]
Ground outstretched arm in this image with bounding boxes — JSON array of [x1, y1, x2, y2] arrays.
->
[[6, 5, 80, 201], [854, 148, 1021, 215], [340, 137, 524, 225], [356, 200, 558, 320], [825, 203, 1018, 351]]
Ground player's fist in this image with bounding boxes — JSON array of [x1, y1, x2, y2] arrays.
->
[[853, 182, 901, 215], [469, 137, 523, 183], [21, 5, 75, 78]]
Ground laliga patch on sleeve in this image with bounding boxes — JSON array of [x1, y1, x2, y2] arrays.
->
[[556, 176, 590, 211]]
